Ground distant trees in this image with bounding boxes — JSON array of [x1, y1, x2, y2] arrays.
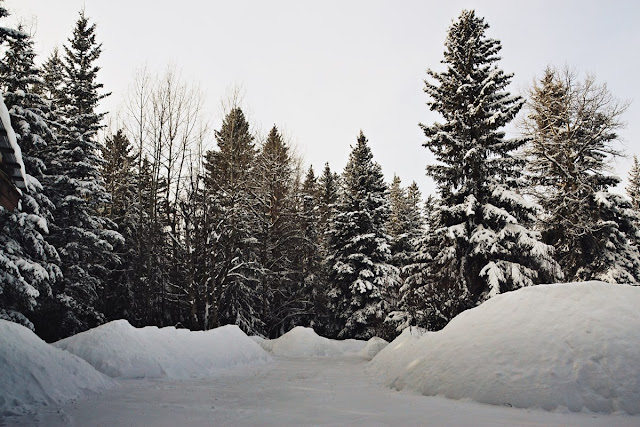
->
[[3, 4, 640, 343]]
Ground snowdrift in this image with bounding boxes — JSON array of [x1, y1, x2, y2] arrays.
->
[[357, 337, 389, 360], [0, 320, 114, 416], [256, 326, 368, 357], [370, 282, 640, 415], [54, 320, 271, 379]]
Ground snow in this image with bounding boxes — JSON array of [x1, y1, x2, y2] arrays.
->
[[0, 91, 26, 192], [357, 336, 389, 360], [54, 319, 272, 379], [369, 281, 640, 415], [0, 319, 114, 417], [256, 326, 367, 357]]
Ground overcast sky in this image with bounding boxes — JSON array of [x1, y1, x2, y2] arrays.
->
[[3, 0, 640, 196]]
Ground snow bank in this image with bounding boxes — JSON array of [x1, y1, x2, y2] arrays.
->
[[357, 337, 389, 360], [0, 320, 114, 416], [369, 282, 640, 415], [257, 326, 367, 357], [54, 320, 271, 379]]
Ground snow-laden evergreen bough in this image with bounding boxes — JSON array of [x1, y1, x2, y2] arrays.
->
[[402, 10, 562, 330], [0, 23, 62, 331]]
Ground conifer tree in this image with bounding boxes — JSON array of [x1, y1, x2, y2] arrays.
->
[[254, 125, 302, 336], [0, 19, 62, 331], [41, 11, 122, 339], [204, 107, 263, 334], [325, 131, 397, 339], [523, 67, 640, 282], [100, 129, 137, 321], [418, 10, 561, 323], [627, 155, 640, 211]]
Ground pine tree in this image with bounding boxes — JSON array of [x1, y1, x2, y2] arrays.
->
[[627, 155, 640, 211], [325, 131, 398, 339], [204, 107, 263, 334], [41, 12, 122, 340], [523, 67, 640, 283], [417, 10, 561, 323], [0, 19, 62, 331]]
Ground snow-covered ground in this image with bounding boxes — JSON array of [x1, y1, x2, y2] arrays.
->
[[369, 281, 640, 415], [2, 281, 639, 425], [54, 320, 271, 379], [6, 355, 637, 426]]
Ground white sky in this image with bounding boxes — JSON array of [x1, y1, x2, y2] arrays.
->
[[3, 0, 640, 196]]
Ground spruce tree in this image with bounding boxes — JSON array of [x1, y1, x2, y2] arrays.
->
[[523, 67, 640, 283], [0, 19, 62, 331], [325, 131, 397, 339], [418, 10, 561, 322], [41, 11, 122, 339], [100, 129, 137, 321], [204, 107, 263, 334]]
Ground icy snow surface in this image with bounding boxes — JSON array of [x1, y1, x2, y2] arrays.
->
[[0, 320, 114, 416], [54, 319, 271, 379], [369, 281, 640, 414], [357, 336, 389, 360], [255, 326, 367, 357]]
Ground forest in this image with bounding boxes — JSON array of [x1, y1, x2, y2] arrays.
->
[[1, 4, 639, 343]]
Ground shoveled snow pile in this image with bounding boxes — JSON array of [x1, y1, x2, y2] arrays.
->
[[0, 320, 114, 416], [54, 320, 271, 379], [257, 326, 367, 357], [369, 282, 640, 415], [358, 337, 389, 360]]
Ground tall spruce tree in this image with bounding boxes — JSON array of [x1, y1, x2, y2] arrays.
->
[[325, 131, 397, 339], [100, 129, 137, 321], [204, 107, 263, 334], [41, 11, 122, 340], [523, 67, 640, 283], [0, 21, 62, 331], [254, 125, 302, 336], [417, 10, 561, 323]]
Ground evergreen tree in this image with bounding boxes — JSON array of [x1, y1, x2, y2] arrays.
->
[[100, 129, 137, 321], [0, 20, 62, 331], [325, 131, 397, 339], [297, 165, 324, 330], [41, 12, 122, 340], [254, 125, 302, 336], [417, 10, 561, 324], [523, 67, 640, 282], [627, 155, 640, 211], [204, 107, 263, 334]]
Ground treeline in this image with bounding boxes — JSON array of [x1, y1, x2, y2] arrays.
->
[[1, 6, 639, 342]]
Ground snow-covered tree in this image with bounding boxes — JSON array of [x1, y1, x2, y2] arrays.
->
[[0, 20, 62, 331], [325, 131, 398, 339], [100, 129, 138, 321], [418, 10, 561, 323], [523, 67, 640, 283], [254, 125, 303, 336], [204, 107, 263, 334], [627, 155, 640, 211], [42, 12, 122, 339]]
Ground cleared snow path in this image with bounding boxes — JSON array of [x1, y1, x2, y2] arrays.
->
[[5, 355, 636, 427]]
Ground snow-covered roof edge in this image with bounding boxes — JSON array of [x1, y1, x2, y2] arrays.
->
[[0, 90, 26, 195]]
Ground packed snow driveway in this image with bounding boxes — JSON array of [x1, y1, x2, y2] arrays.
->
[[7, 355, 635, 427]]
